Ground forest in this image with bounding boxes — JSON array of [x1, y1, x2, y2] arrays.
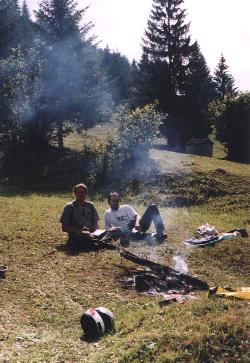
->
[[0, 0, 249, 188], [0, 2, 250, 362]]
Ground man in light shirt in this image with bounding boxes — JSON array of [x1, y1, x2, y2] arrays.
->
[[104, 192, 167, 246]]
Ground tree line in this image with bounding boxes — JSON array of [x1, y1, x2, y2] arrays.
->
[[0, 0, 249, 166]]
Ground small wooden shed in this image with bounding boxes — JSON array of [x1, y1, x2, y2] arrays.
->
[[185, 138, 214, 157]]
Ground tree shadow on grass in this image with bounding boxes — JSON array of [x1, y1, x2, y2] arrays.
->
[[0, 145, 89, 196]]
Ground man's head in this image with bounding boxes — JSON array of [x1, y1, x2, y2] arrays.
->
[[73, 183, 88, 202], [108, 192, 120, 210]]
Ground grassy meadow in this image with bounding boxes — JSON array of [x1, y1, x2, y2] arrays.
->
[[0, 128, 249, 362]]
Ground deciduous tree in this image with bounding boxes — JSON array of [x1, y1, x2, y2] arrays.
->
[[0, 47, 50, 146]]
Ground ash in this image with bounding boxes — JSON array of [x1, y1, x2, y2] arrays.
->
[[121, 267, 197, 302]]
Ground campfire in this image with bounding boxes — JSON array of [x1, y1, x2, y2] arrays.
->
[[119, 250, 208, 303], [94, 235, 209, 303]]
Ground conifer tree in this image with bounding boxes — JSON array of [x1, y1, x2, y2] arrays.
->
[[20, 0, 35, 50], [135, 53, 170, 107], [35, 0, 97, 149], [35, 0, 89, 48], [214, 54, 237, 99], [142, 0, 191, 96], [138, 0, 194, 145], [184, 41, 215, 138], [102, 47, 131, 105], [0, 0, 21, 58]]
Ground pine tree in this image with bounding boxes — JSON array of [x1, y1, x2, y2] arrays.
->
[[102, 46, 131, 105], [142, 0, 191, 96], [35, 0, 90, 48], [135, 53, 171, 107], [184, 41, 215, 138], [19, 0, 35, 50], [35, 0, 95, 149], [137, 0, 195, 145], [0, 0, 21, 58], [214, 54, 237, 99]]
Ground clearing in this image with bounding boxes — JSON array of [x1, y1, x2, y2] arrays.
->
[[0, 128, 249, 362]]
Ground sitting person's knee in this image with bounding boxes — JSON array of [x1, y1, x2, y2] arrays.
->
[[147, 204, 158, 212]]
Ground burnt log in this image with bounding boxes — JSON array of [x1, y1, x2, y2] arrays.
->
[[92, 236, 209, 291], [120, 250, 209, 291], [134, 274, 152, 291]]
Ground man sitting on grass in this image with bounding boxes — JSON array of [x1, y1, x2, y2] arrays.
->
[[60, 183, 99, 250], [104, 192, 167, 247]]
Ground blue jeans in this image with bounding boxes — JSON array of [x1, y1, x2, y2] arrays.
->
[[128, 204, 166, 234]]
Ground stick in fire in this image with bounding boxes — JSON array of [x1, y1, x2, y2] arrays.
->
[[96, 233, 209, 291]]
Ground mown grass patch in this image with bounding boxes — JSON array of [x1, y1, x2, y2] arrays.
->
[[0, 129, 249, 361], [0, 190, 249, 362], [150, 148, 250, 178], [63, 121, 118, 151]]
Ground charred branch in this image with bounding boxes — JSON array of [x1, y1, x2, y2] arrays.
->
[[120, 249, 209, 291]]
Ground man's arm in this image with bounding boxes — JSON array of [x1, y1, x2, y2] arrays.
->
[[91, 221, 99, 233], [133, 214, 141, 231], [124, 205, 141, 231], [104, 212, 111, 229], [90, 203, 99, 232], [60, 204, 90, 235], [61, 224, 91, 235]]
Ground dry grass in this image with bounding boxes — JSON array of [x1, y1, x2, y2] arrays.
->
[[150, 148, 250, 178], [0, 126, 249, 362], [0, 190, 249, 362], [64, 121, 118, 151]]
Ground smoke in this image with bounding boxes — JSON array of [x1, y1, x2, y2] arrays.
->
[[172, 255, 188, 274]]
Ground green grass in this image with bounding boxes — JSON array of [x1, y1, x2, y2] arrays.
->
[[64, 121, 118, 151], [0, 191, 249, 362], [0, 126, 249, 362]]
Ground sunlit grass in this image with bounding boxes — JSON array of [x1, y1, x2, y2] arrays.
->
[[0, 122, 249, 362], [0, 190, 249, 362], [63, 121, 118, 151]]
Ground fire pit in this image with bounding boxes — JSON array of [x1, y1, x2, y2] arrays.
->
[[120, 249, 209, 290], [120, 250, 208, 303]]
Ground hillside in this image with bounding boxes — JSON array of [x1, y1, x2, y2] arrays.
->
[[0, 130, 249, 362]]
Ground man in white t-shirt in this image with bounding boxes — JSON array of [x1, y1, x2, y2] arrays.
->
[[104, 192, 167, 246]]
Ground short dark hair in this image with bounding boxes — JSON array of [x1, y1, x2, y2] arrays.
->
[[73, 183, 88, 194], [108, 192, 120, 203]]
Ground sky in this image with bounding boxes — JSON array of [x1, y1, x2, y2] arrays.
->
[[26, 0, 250, 91]]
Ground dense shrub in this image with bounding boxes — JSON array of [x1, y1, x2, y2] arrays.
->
[[104, 103, 166, 172], [209, 92, 250, 162]]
